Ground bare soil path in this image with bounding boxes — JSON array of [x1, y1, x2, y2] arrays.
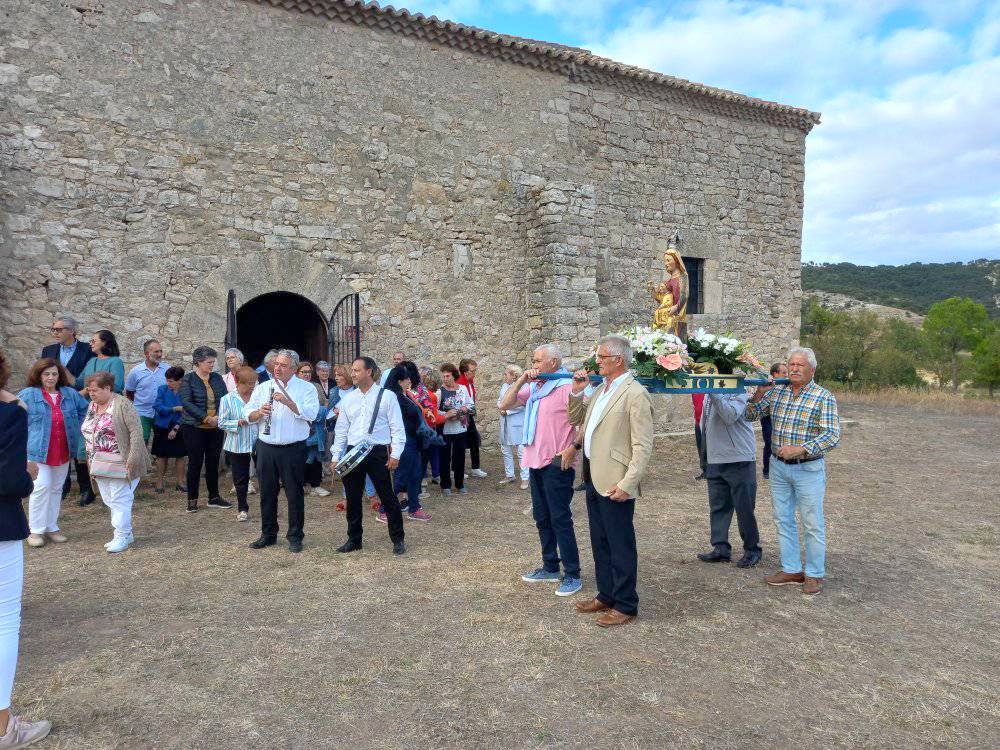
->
[[15, 400, 1000, 749]]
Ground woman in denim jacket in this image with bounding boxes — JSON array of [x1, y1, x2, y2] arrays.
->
[[17, 359, 89, 547]]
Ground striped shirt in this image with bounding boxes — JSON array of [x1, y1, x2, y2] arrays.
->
[[218, 391, 258, 454], [744, 380, 840, 458]]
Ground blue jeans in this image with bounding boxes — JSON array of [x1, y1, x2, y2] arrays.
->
[[528, 459, 580, 579], [393, 441, 422, 512], [769, 458, 827, 578]]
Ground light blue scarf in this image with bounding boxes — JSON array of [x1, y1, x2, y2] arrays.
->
[[522, 367, 569, 446]]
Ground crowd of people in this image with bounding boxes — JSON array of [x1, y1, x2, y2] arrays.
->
[[0, 314, 841, 747]]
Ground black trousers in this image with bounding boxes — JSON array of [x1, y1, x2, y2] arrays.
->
[[63, 460, 92, 497], [304, 460, 323, 488], [182, 426, 224, 501], [342, 444, 404, 545], [705, 460, 761, 554], [226, 450, 251, 513], [256, 440, 307, 543], [584, 463, 638, 616], [439, 432, 466, 490], [466, 414, 481, 470], [694, 425, 707, 473], [761, 416, 773, 475]]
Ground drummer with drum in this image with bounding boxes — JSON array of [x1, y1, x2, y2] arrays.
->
[[244, 349, 319, 553], [330, 357, 407, 556]]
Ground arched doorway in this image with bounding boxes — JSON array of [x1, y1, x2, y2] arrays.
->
[[236, 292, 328, 368]]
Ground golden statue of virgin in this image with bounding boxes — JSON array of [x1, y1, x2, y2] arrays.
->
[[649, 235, 688, 339]]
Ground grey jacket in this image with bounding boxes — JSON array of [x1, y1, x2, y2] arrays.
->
[[702, 393, 756, 464]]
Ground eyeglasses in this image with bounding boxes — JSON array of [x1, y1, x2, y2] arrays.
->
[[50, 327, 66, 333], [595, 353, 621, 360]]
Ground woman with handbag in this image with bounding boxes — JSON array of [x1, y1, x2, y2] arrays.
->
[[81, 371, 151, 553], [17, 358, 89, 547]]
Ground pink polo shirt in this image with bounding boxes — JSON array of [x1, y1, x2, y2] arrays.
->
[[517, 383, 576, 470]]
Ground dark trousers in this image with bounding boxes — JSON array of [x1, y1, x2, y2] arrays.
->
[[182, 426, 223, 501], [706, 460, 761, 554], [226, 451, 251, 513], [63, 460, 92, 498], [304, 460, 323, 488], [343, 444, 403, 544], [421, 447, 440, 480], [761, 416, 773, 476], [466, 414, 481, 470], [528, 458, 580, 578], [694, 425, 707, 473], [394, 441, 422, 512], [585, 475, 638, 616], [256, 440, 307, 543], [439, 432, 466, 490]]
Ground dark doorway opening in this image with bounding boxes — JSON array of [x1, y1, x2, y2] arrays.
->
[[236, 292, 328, 368]]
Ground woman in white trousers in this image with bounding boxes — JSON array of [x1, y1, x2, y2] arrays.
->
[[81, 371, 151, 553], [17, 359, 89, 548], [0, 348, 52, 747], [497, 365, 530, 490]]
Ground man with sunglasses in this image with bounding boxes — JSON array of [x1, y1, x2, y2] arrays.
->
[[41, 315, 97, 506]]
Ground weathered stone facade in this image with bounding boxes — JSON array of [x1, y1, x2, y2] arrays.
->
[[0, 0, 817, 434]]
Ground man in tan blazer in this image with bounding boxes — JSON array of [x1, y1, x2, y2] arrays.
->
[[564, 335, 654, 627]]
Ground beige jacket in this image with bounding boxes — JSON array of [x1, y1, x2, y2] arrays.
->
[[89, 395, 152, 480], [567, 374, 654, 498]]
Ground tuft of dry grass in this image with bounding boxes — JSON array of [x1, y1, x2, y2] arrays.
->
[[831, 385, 1000, 416]]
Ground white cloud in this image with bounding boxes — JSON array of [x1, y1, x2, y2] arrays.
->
[[879, 28, 959, 71]]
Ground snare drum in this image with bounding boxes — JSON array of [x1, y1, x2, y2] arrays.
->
[[335, 440, 373, 478]]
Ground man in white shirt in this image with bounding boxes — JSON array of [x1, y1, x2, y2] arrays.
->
[[244, 349, 319, 553], [332, 356, 407, 555]]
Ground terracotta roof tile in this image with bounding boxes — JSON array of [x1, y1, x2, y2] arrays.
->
[[252, 0, 821, 132]]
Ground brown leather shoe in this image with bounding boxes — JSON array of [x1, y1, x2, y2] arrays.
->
[[595, 609, 636, 628], [764, 571, 805, 586], [803, 576, 824, 595], [575, 597, 612, 614]]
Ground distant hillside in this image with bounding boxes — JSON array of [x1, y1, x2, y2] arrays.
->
[[802, 260, 999, 318]]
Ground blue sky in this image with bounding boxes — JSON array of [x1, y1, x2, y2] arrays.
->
[[397, 0, 999, 266]]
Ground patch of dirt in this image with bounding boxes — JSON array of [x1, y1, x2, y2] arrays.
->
[[15, 400, 999, 749]]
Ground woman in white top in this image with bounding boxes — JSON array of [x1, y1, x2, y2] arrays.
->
[[223, 348, 244, 393], [497, 364, 529, 490], [436, 363, 474, 495]]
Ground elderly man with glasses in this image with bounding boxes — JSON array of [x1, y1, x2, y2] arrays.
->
[[745, 347, 840, 595]]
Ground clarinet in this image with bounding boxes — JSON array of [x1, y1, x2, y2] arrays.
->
[[262, 385, 275, 436]]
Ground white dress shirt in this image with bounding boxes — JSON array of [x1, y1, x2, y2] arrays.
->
[[583, 372, 632, 459], [244, 375, 319, 446], [332, 385, 405, 460]]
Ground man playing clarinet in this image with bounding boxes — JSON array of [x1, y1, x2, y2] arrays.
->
[[244, 349, 319, 553]]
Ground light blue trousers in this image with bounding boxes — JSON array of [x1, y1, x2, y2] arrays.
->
[[769, 457, 827, 578]]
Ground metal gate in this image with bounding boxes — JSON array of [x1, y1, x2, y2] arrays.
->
[[328, 293, 361, 366]]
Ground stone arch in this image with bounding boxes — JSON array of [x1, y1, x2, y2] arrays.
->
[[177, 254, 354, 357]]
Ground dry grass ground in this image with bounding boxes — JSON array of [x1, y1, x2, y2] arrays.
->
[[14, 399, 999, 749]]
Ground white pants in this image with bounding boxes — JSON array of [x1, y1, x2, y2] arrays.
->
[[0, 541, 23, 711], [501, 443, 529, 481], [95, 477, 139, 541], [27, 461, 70, 535]]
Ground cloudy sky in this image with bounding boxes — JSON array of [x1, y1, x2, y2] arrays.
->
[[400, 0, 999, 265]]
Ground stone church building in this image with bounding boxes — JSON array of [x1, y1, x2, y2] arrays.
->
[[1, 0, 818, 431]]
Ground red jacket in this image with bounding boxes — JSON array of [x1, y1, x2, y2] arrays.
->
[[692, 393, 705, 425], [457, 373, 476, 402]]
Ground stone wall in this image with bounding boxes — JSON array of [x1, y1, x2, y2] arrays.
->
[[1, 0, 809, 438]]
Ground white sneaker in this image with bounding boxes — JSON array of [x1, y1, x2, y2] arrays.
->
[[248, 481, 257, 495], [469, 468, 487, 478], [104, 532, 134, 549], [498, 477, 515, 486], [106, 537, 130, 553], [0, 714, 51, 748], [237, 511, 249, 522], [311, 486, 331, 497]]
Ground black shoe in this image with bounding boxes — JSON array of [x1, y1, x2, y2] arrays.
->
[[336, 540, 362, 553], [393, 541, 406, 556], [736, 551, 762, 568], [207, 497, 233, 509], [694, 472, 706, 481], [697, 550, 731, 563], [78, 490, 96, 507], [762, 471, 769, 479], [289, 540, 303, 553], [574, 482, 585, 492], [186, 501, 198, 514], [249, 536, 277, 549]]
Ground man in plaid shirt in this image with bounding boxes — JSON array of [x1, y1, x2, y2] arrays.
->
[[745, 347, 840, 595]]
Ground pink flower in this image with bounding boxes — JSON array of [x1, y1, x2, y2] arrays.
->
[[657, 353, 683, 371]]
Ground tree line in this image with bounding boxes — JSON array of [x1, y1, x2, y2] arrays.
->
[[801, 296, 1000, 397]]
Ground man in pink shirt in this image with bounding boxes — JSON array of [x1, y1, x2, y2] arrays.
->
[[498, 344, 583, 597]]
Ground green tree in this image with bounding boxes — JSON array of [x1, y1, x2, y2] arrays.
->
[[922, 298, 991, 392], [969, 329, 1000, 398]]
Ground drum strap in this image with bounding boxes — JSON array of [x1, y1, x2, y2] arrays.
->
[[365, 387, 385, 439]]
